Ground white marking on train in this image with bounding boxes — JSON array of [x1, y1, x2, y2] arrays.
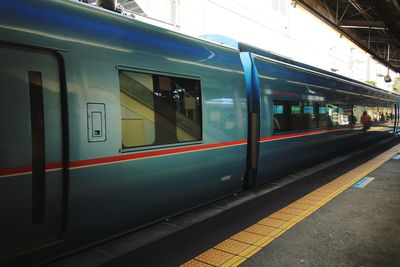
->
[[221, 175, 231, 182]]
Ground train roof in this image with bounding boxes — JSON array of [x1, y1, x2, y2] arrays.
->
[[71, 0, 240, 53], [1, 0, 249, 78], [0, 0, 243, 53], [200, 34, 399, 104], [239, 43, 396, 95], [240, 43, 399, 104]]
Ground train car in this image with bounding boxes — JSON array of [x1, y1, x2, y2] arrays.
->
[[0, 1, 248, 264], [0, 1, 399, 265], [237, 43, 400, 187]]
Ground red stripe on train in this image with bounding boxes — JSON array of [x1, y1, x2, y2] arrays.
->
[[0, 140, 247, 175], [1, 128, 354, 175], [69, 140, 248, 168], [259, 127, 352, 142], [0, 165, 32, 176], [0, 162, 63, 176], [46, 162, 64, 170]]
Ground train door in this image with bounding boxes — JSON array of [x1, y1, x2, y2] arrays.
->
[[0, 45, 64, 260], [240, 52, 260, 189]]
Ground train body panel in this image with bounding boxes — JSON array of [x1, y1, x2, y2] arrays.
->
[[68, 145, 245, 244], [250, 54, 397, 185], [0, 0, 399, 265], [0, 0, 248, 263]]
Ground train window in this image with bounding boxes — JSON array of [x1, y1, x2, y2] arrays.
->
[[340, 104, 354, 125], [273, 100, 328, 133], [304, 102, 318, 129], [353, 106, 364, 124], [290, 101, 318, 131], [290, 101, 304, 131], [273, 100, 290, 132], [354, 105, 395, 124], [319, 103, 356, 127], [327, 104, 340, 126], [318, 103, 330, 128], [273, 100, 359, 133], [119, 70, 201, 148], [274, 100, 318, 132]]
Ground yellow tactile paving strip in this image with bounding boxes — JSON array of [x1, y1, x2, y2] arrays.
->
[[181, 144, 400, 267]]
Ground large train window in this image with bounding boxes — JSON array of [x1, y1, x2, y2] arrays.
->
[[353, 105, 396, 129], [119, 70, 201, 148], [273, 100, 353, 133], [273, 100, 318, 132], [319, 104, 353, 127]]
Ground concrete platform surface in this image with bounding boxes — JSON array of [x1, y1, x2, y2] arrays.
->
[[242, 157, 400, 267]]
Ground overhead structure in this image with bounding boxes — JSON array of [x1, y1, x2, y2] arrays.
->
[[95, 0, 116, 11], [117, 0, 146, 16], [294, 0, 400, 73], [82, 0, 146, 16]]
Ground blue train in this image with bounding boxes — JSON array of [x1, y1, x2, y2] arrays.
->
[[0, 0, 399, 265]]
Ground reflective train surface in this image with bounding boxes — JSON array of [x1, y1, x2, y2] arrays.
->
[[0, 1, 399, 265]]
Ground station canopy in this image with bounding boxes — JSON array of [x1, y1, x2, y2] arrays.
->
[[295, 0, 400, 73]]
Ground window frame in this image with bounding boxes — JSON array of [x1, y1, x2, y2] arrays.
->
[[118, 66, 203, 153]]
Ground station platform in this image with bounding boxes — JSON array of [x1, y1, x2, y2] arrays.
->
[[47, 138, 400, 267]]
